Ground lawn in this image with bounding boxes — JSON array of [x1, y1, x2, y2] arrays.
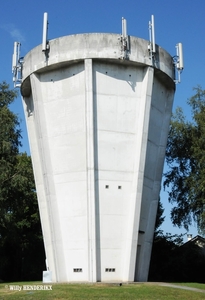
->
[[0, 282, 205, 300]]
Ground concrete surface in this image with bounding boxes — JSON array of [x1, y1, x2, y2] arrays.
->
[[21, 33, 175, 282]]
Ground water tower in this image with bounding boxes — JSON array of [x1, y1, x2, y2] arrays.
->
[[14, 15, 183, 282]]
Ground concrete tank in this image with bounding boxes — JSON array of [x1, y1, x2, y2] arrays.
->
[[21, 33, 175, 282]]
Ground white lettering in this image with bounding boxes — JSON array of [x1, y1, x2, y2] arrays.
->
[[9, 285, 22, 291], [22, 284, 52, 291]]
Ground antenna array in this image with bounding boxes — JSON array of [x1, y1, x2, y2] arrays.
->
[[11, 13, 184, 88]]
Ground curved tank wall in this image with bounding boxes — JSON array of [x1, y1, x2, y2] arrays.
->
[[21, 33, 175, 282]]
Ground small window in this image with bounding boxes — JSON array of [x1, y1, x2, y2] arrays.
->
[[73, 268, 82, 272], [105, 185, 109, 189], [105, 268, 115, 272], [118, 186, 122, 189]]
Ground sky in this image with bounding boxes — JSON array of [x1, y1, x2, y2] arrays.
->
[[1, 0, 204, 241]]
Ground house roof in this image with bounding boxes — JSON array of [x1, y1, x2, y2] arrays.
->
[[182, 235, 205, 248]]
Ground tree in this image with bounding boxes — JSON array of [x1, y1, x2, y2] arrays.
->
[[153, 198, 165, 238], [0, 82, 45, 281], [0, 82, 20, 206], [164, 86, 205, 234]]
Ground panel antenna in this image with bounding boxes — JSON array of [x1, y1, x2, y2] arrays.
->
[[12, 41, 22, 88], [12, 41, 18, 72], [176, 43, 184, 70], [120, 17, 129, 59], [122, 17, 127, 40], [42, 12, 48, 51], [174, 43, 184, 83], [148, 15, 156, 54]]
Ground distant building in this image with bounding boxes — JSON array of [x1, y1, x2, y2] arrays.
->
[[183, 235, 205, 253]]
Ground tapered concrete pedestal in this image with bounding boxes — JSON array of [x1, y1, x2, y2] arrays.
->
[[21, 33, 175, 282]]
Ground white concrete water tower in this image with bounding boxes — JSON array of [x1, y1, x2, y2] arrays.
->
[[18, 16, 179, 282]]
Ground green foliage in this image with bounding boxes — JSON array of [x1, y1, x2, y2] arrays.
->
[[164, 86, 205, 233], [0, 82, 45, 281], [0, 83, 21, 205]]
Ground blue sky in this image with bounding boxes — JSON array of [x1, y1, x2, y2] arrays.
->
[[1, 0, 204, 239]]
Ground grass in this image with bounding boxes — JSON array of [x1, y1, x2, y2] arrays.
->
[[0, 282, 205, 300]]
